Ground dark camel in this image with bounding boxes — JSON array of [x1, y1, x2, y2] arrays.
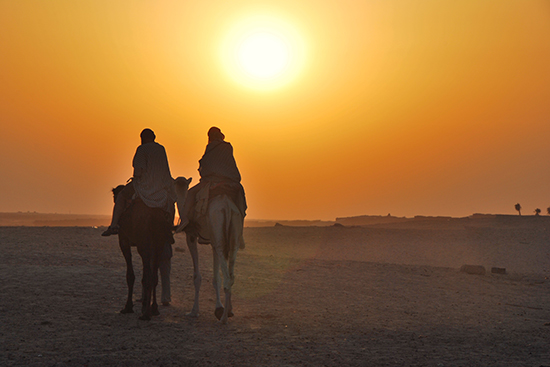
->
[[112, 184, 177, 320]]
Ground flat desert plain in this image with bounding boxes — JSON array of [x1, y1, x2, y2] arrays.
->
[[1, 216, 550, 366]]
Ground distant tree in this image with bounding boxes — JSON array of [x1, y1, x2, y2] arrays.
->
[[515, 203, 522, 216], [547, 207, 550, 215], [534, 208, 541, 216]]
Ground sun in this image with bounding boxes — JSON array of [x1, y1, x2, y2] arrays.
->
[[237, 31, 290, 79], [221, 15, 306, 90]]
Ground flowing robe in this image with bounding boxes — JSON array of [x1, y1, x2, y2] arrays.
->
[[132, 141, 176, 215]]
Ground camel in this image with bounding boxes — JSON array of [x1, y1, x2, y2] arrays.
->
[[175, 179, 244, 324], [113, 177, 191, 320]]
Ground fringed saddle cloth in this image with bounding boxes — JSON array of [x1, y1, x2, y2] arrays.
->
[[190, 181, 246, 248]]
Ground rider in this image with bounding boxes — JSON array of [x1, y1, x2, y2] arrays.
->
[[102, 128, 177, 236], [176, 126, 246, 232]]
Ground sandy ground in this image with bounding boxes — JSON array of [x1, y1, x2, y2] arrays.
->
[[1, 219, 550, 366]]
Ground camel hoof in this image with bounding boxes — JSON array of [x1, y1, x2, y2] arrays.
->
[[215, 307, 234, 320], [187, 310, 199, 318], [152, 307, 160, 316], [215, 307, 224, 320], [120, 307, 134, 314], [139, 314, 151, 321]]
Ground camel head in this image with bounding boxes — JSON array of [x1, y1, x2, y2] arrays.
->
[[112, 185, 126, 203], [174, 176, 192, 195], [174, 176, 192, 220]]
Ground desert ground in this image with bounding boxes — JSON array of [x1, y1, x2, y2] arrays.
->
[[1, 215, 550, 366]]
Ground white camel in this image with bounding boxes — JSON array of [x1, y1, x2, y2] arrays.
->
[[175, 177, 244, 324]]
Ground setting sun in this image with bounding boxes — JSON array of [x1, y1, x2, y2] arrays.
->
[[237, 31, 289, 79], [221, 14, 306, 90]]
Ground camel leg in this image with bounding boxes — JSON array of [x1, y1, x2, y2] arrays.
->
[[220, 212, 243, 323], [222, 288, 232, 325], [150, 249, 161, 317], [212, 247, 225, 320], [210, 230, 236, 323], [209, 201, 240, 323], [217, 247, 237, 324], [159, 243, 172, 306], [186, 234, 201, 317], [214, 250, 234, 324], [151, 283, 159, 316], [138, 247, 153, 320], [225, 241, 239, 320], [119, 241, 135, 314], [226, 215, 243, 320], [209, 205, 225, 321]]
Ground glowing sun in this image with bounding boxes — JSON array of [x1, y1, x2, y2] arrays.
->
[[221, 15, 306, 90], [237, 31, 290, 79]]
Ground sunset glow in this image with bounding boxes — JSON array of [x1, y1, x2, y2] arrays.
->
[[1, 1, 549, 220]]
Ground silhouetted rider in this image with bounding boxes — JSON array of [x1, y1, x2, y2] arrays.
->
[[102, 128, 176, 236], [176, 126, 246, 232]]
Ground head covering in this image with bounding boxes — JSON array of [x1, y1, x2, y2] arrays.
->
[[140, 128, 156, 142], [207, 126, 225, 141]]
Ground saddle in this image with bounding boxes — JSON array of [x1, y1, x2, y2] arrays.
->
[[187, 181, 246, 248]]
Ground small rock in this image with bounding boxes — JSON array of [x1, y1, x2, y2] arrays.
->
[[460, 265, 486, 275]]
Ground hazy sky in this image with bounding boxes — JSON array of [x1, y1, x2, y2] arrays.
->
[[1, 1, 549, 220]]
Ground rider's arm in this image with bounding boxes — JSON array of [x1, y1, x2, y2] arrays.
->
[[133, 167, 144, 179]]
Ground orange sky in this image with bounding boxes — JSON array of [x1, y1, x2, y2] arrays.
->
[[1, 1, 549, 220]]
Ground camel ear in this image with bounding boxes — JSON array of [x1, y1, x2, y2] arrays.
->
[[175, 176, 192, 188]]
